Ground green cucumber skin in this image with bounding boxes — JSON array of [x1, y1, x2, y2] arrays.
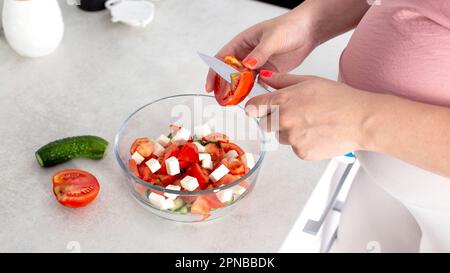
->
[[35, 135, 108, 167]]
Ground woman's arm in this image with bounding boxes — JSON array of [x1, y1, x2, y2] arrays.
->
[[366, 93, 450, 178], [293, 0, 371, 45], [245, 72, 450, 179]]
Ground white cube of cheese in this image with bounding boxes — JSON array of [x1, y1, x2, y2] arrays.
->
[[171, 127, 191, 145], [199, 152, 211, 162], [131, 151, 145, 165], [241, 153, 255, 169], [162, 198, 176, 210], [216, 189, 233, 203], [145, 158, 161, 173], [148, 192, 167, 209], [194, 124, 212, 138], [180, 175, 199, 191], [193, 142, 206, 153], [153, 142, 165, 157], [209, 164, 230, 182], [226, 150, 239, 159], [202, 159, 213, 170], [231, 185, 246, 197], [165, 156, 180, 175], [156, 134, 171, 147], [164, 185, 181, 200]]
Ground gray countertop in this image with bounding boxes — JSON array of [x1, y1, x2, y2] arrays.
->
[[0, 0, 350, 252]]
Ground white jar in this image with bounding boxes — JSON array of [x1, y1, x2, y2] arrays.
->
[[2, 0, 64, 58]]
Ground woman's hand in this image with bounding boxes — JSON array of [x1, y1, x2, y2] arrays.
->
[[205, 10, 317, 92], [245, 72, 375, 160]]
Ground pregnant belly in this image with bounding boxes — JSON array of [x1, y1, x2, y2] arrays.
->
[[339, 2, 450, 107]]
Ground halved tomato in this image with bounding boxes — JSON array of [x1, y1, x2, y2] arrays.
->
[[204, 143, 224, 162], [178, 142, 199, 163], [220, 142, 244, 156], [130, 137, 154, 157], [203, 132, 229, 143], [213, 55, 255, 106], [52, 169, 100, 208]]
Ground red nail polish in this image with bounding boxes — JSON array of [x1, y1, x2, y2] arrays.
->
[[243, 56, 257, 68], [260, 70, 273, 78]]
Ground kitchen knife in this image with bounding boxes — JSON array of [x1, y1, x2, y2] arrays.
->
[[198, 52, 270, 99]]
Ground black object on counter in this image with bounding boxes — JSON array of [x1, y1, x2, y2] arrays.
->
[[78, 0, 107, 11], [255, 0, 303, 9]]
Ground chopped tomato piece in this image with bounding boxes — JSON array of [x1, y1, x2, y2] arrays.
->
[[138, 164, 157, 182], [129, 159, 140, 177], [203, 132, 229, 143], [222, 159, 246, 175], [204, 194, 224, 208], [163, 143, 180, 161], [178, 142, 199, 163], [130, 137, 154, 157], [213, 173, 242, 188], [186, 163, 209, 184], [204, 143, 224, 162], [179, 160, 191, 170], [220, 142, 244, 156], [157, 174, 177, 187], [52, 169, 100, 208], [213, 55, 255, 106], [191, 196, 211, 215]]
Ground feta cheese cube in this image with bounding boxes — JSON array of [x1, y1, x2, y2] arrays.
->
[[194, 124, 212, 138], [148, 192, 166, 209], [241, 153, 255, 169], [153, 142, 165, 157], [180, 175, 199, 191], [165, 156, 180, 175], [199, 152, 211, 162], [209, 164, 230, 182], [171, 127, 191, 145], [131, 151, 145, 165], [164, 185, 181, 200], [231, 185, 246, 197], [216, 189, 233, 203], [156, 134, 171, 147], [193, 141, 206, 153], [202, 159, 213, 170], [162, 198, 176, 210], [226, 150, 239, 159], [145, 158, 161, 173]]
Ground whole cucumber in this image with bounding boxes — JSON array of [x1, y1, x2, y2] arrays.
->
[[35, 135, 108, 167]]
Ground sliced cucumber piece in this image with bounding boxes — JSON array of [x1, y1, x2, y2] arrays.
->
[[169, 198, 185, 211], [178, 205, 189, 214]]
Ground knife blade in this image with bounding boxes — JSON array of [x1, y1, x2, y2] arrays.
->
[[198, 52, 270, 98]]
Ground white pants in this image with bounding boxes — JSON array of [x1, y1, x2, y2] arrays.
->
[[331, 151, 450, 253]]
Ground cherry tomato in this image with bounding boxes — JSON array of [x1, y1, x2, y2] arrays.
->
[[220, 142, 244, 156], [203, 132, 229, 143], [52, 169, 100, 208], [177, 142, 199, 163], [130, 137, 154, 157], [213, 55, 255, 106], [204, 143, 224, 162]]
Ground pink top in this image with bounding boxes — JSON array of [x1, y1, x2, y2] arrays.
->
[[339, 0, 450, 107]]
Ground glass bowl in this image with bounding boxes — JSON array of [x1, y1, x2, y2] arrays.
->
[[114, 94, 266, 222]]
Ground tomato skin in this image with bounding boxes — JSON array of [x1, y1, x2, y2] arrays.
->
[[220, 142, 244, 156], [178, 143, 199, 163], [204, 143, 224, 162], [52, 169, 100, 208], [213, 55, 255, 106], [203, 132, 229, 143]]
